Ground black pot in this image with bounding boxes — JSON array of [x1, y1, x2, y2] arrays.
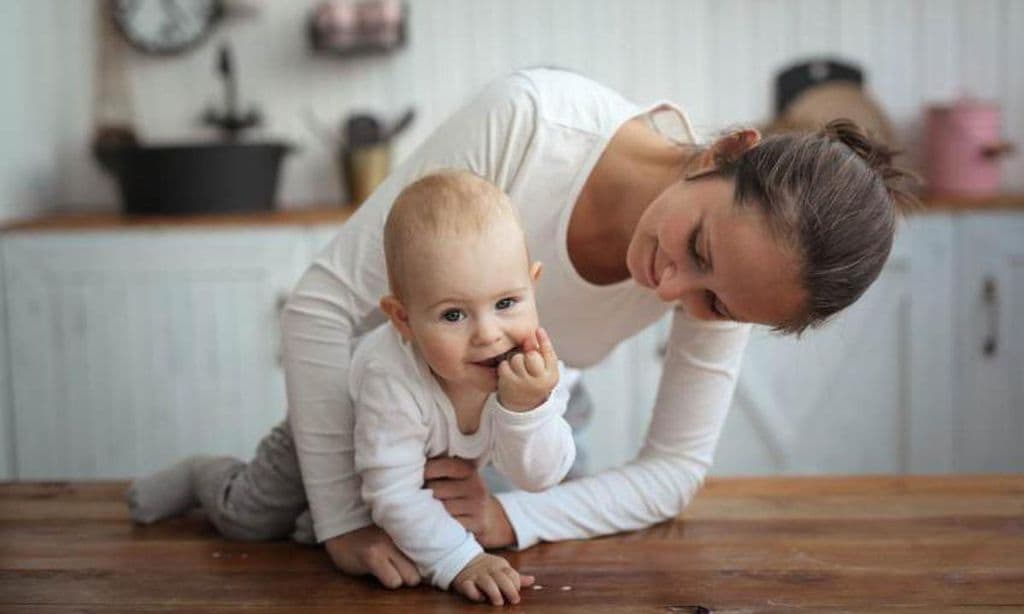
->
[[97, 142, 291, 216]]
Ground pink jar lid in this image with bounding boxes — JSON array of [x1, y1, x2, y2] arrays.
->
[[927, 97, 999, 114]]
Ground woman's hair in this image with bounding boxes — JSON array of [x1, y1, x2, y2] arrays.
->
[[716, 119, 919, 334]]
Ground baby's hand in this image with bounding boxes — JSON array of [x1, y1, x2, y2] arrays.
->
[[452, 552, 534, 606], [497, 328, 559, 412]]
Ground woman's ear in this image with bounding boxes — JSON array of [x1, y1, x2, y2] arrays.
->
[[380, 295, 414, 342], [687, 128, 761, 180], [712, 128, 761, 162], [529, 261, 543, 283]]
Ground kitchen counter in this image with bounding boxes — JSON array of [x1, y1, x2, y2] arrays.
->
[[2, 194, 1024, 232], [1, 475, 1022, 612], [0, 206, 356, 231], [921, 193, 1024, 211]]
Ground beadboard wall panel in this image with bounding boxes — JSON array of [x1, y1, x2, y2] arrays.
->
[[2, 231, 312, 479], [712, 216, 958, 475], [577, 216, 962, 476], [0, 246, 11, 479], [4, 0, 1020, 223]]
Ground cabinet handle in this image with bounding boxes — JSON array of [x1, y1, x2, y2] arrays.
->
[[981, 277, 999, 358], [276, 293, 290, 315], [276, 292, 291, 367]]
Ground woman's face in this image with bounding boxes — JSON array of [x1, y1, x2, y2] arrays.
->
[[626, 174, 807, 328]]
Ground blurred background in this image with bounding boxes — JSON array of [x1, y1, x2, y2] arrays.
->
[[0, 0, 1020, 481]]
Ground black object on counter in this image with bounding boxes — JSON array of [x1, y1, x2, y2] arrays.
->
[[98, 142, 290, 216], [94, 43, 291, 216], [775, 59, 863, 116]]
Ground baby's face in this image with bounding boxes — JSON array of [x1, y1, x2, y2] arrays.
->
[[398, 219, 540, 395]]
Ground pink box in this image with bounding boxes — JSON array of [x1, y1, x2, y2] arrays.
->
[[925, 100, 1015, 197]]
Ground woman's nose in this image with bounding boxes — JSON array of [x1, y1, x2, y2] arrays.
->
[[655, 262, 706, 307], [655, 262, 687, 301]]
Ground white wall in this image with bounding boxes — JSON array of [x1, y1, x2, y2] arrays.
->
[[1, 2, 68, 222], [2, 0, 1023, 222]]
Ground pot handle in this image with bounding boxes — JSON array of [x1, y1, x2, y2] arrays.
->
[[981, 141, 1016, 159]]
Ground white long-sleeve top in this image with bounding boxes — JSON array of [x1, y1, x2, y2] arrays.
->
[[350, 324, 574, 589], [281, 67, 751, 547]]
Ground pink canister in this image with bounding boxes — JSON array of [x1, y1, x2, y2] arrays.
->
[[925, 100, 1015, 197]]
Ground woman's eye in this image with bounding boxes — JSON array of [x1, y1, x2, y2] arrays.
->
[[689, 230, 709, 272], [495, 297, 517, 310], [441, 309, 465, 322]]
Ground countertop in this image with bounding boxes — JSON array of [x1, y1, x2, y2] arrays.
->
[[2, 194, 1024, 232], [2, 475, 1022, 612], [0, 206, 356, 232]]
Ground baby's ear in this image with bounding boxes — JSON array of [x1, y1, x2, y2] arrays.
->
[[529, 261, 543, 283], [380, 295, 414, 342]]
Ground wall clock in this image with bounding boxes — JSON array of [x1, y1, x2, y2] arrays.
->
[[111, 0, 223, 55]]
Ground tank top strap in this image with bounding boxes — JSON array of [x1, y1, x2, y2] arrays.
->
[[641, 100, 699, 145]]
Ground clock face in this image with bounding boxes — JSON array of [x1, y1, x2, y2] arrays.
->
[[112, 0, 221, 55]]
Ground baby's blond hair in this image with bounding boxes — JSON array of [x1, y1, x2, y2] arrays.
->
[[383, 170, 522, 299]]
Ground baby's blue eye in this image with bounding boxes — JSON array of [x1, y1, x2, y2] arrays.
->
[[495, 297, 516, 310], [442, 309, 465, 322]]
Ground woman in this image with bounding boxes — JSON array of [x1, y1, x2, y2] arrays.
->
[[282, 68, 915, 587]]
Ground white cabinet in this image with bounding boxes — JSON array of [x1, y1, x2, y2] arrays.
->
[[577, 314, 669, 474], [0, 255, 13, 479], [954, 214, 1024, 472], [2, 228, 315, 479], [714, 215, 957, 475], [0, 211, 1020, 479]]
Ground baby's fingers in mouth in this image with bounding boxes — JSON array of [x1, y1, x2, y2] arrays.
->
[[489, 347, 522, 367]]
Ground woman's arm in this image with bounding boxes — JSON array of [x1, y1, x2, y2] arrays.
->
[[493, 308, 751, 548], [281, 72, 541, 544], [280, 207, 391, 542]]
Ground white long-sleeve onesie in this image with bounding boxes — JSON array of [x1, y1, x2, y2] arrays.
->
[[351, 325, 574, 589], [282, 67, 751, 548]]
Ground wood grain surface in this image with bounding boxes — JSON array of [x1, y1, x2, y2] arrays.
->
[[1, 476, 1022, 612], [0, 206, 355, 232], [3, 194, 1023, 234]]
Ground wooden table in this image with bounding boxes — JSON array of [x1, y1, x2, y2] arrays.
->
[[1, 476, 1022, 612]]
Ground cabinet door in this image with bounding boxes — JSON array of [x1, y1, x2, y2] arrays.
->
[[3, 229, 312, 479], [955, 214, 1024, 472], [578, 315, 670, 474], [309, 226, 342, 254], [0, 246, 12, 479], [712, 215, 956, 475]]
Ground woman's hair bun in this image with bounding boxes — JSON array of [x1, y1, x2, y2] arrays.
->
[[819, 118, 920, 212]]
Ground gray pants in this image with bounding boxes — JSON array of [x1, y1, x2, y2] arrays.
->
[[198, 381, 592, 544], [193, 420, 315, 544]]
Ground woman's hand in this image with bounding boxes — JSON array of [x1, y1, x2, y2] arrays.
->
[[323, 525, 421, 589], [424, 457, 516, 549]]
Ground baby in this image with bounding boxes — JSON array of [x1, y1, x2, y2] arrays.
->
[[126, 170, 574, 607], [358, 170, 575, 604]]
